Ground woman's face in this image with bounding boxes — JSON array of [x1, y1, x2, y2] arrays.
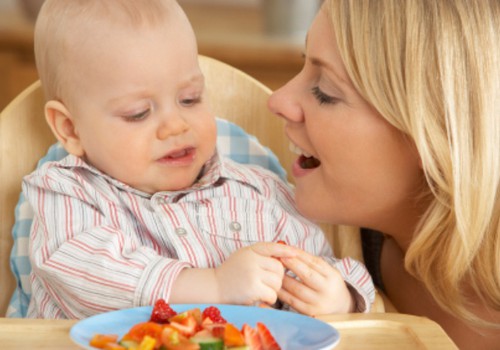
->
[[268, 7, 424, 232]]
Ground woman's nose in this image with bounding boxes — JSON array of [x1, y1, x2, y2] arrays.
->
[[267, 79, 304, 123], [157, 113, 189, 140]]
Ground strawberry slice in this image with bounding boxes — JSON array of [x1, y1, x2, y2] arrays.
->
[[256, 322, 281, 350], [150, 299, 177, 324], [242, 324, 263, 350], [169, 312, 199, 337]]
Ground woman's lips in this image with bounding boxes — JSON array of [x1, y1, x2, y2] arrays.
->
[[157, 147, 196, 166], [292, 155, 321, 177]]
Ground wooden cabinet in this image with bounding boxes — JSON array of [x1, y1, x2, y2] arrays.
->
[[0, 3, 304, 111], [0, 6, 39, 111]]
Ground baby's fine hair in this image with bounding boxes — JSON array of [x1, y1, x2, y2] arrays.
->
[[34, 0, 176, 101]]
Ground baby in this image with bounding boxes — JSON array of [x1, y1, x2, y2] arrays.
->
[[25, 0, 374, 319]]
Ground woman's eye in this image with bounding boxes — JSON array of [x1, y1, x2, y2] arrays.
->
[[311, 86, 339, 105], [180, 96, 202, 107], [123, 109, 150, 122]]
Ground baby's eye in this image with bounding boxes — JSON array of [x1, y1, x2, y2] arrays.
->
[[123, 109, 150, 122], [180, 96, 202, 107], [311, 86, 340, 105]]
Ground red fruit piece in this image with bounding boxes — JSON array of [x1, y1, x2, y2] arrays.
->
[[121, 322, 163, 344], [256, 322, 281, 350], [242, 324, 263, 350], [150, 299, 177, 324], [202, 306, 227, 323], [170, 315, 198, 337]]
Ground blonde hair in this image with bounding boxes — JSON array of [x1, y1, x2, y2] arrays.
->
[[34, 0, 177, 102], [327, 0, 500, 327]]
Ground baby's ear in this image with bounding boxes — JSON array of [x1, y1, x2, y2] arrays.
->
[[44, 100, 85, 157]]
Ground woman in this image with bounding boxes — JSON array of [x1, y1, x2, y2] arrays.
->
[[268, 0, 500, 348]]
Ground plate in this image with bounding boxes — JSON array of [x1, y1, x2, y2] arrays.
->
[[70, 304, 340, 349]]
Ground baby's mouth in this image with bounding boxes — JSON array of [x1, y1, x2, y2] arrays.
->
[[290, 142, 321, 169]]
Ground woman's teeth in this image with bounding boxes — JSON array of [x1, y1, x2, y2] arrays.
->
[[289, 143, 312, 157]]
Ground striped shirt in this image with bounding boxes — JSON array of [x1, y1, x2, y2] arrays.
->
[[23, 152, 375, 319]]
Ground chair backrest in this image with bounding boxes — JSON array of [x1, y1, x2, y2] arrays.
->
[[0, 80, 51, 316], [0, 55, 363, 316]]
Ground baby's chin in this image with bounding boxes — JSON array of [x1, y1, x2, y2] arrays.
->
[[154, 168, 206, 193]]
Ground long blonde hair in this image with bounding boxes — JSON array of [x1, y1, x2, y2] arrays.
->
[[327, 0, 500, 327]]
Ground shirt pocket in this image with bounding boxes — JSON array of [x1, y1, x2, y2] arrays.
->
[[195, 198, 279, 245]]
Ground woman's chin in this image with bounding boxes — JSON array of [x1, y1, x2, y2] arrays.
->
[[294, 193, 322, 221]]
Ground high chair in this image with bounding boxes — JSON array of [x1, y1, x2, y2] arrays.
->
[[0, 55, 384, 316]]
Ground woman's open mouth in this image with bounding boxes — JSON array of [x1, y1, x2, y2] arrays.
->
[[290, 142, 321, 169], [298, 154, 321, 169]]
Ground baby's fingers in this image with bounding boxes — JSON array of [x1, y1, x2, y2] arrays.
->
[[278, 279, 315, 316], [250, 242, 297, 259], [281, 257, 327, 290]]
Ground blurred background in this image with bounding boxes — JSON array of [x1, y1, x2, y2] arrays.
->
[[0, 0, 322, 111]]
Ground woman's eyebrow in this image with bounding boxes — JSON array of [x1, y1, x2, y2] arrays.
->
[[304, 31, 351, 87], [308, 55, 352, 88]]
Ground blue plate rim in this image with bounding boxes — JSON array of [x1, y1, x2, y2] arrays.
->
[[70, 304, 340, 350]]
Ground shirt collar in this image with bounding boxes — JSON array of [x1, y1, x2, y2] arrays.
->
[[58, 149, 263, 198]]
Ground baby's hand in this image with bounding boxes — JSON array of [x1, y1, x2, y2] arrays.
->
[[278, 253, 354, 316], [214, 242, 296, 306]]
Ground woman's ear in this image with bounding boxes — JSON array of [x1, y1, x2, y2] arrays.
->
[[44, 100, 85, 157]]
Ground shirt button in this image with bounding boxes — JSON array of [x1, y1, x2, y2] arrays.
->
[[229, 221, 242, 232], [175, 227, 187, 236]]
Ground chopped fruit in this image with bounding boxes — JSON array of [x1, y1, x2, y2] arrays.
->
[[276, 240, 286, 245], [121, 322, 163, 345], [150, 299, 177, 323], [90, 334, 119, 348], [188, 308, 203, 325], [203, 323, 226, 339], [118, 340, 140, 348], [223, 323, 246, 347], [90, 302, 281, 350], [256, 323, 281, 350], [189, 332, 224, 350], [138, 335, 156, 350], [242, 324, 263, 350], [161, 326, 181, 346], [202, 306, 227, 324], [104, 343, 126, 350], [170, 314, 199, 337], [161, 326, 200, 350]]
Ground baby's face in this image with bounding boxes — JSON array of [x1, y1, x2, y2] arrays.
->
[[64, 7, 217, 193]]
